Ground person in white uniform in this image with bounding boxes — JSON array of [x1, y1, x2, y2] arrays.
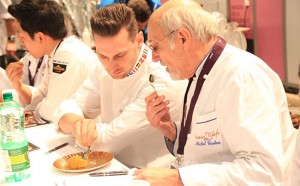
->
[[133, 0, 298, 185], [5, 0, 98, 122], [54, 3, 185, 168]]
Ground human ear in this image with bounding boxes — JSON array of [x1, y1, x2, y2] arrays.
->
[[178, 28, 191, 51], [35, 32, 45, 43], [136, 31, 144, 46]]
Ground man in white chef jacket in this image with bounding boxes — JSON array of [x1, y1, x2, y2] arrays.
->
[[133, 0, 298, 185], [54, 3, 185, 168], [5, 0, 98, 122]]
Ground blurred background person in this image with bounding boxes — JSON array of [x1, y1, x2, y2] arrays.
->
[[97, 0, 161, 43], [98, 0, 161, 12], [127, 0, 152, 42], [0, 0, 21, 69]]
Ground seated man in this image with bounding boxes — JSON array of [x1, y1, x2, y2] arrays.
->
[[54, 3, 185, 168], [5, 0, 98, 122], [133, 0, 297, 185]]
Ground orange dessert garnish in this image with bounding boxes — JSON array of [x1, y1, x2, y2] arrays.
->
[[67, 155, 88, 169]]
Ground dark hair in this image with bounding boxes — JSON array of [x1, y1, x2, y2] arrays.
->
[[90, 3, 138, 41], [127, 0, 151, 23], [8, 0, 67, 40]]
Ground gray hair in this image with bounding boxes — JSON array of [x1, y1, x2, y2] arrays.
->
[[160, 7, 218, 49]]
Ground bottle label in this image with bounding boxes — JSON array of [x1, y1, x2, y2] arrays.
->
[[1, 146, 30, 172]]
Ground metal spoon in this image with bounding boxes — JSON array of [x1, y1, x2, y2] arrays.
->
[[149, 74, 157, 92]]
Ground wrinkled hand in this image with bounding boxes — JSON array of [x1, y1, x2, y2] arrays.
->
[[5, 62, 23, 89], [145, 92, 171, 123], [72, 118, 98, 147], [133, 168, 183, 186], [145, 92, 176, 138]]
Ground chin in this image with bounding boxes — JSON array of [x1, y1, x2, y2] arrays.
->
[[169, 72, 183, 80], [110, 73, 126, 80], [166, 68, 182, 80]]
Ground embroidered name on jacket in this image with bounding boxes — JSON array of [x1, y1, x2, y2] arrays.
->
[[52, 63, 67, 74], [195, 129, 221, 146]]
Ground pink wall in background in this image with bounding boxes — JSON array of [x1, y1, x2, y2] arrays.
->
[[255, 0, 284, 80], [230, 0, 285, 80]]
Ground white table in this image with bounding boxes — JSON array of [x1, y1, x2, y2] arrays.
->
[[0, 124, 143, 186]]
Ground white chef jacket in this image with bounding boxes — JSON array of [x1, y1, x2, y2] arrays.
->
[[287, 127, 300, 186], [27, 35, 99, 122], [20, 53, 48, 87], [173, 43, 297, 185], [54, 44, 186, 168]]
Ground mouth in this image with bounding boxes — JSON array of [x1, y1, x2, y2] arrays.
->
[[110, 69, 124, 78]]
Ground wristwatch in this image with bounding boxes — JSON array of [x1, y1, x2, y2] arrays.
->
[[7, 35, 16, 42]]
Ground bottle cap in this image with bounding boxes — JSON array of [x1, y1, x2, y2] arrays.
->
[[3, 92, 13, 102]]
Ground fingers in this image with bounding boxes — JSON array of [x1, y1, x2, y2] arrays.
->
[[6, 62, 24, 82], [145, 92, 158, 104], [73, 121, 84, 146], [146, 95, 170, 119], [87, 121, 97, 146], [73, 119, 98, 147], [133, 169, 143, 176]]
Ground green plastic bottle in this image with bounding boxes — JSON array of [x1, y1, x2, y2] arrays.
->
[[0, 92, 31, 183]]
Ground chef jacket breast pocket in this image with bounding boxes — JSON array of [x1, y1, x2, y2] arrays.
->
[[187, 111, 224, 155]]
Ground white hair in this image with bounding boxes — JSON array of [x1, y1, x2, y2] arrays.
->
[[160, 6, 218, 50]]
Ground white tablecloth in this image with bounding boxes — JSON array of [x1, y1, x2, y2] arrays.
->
[[0, 124, 144, 186]]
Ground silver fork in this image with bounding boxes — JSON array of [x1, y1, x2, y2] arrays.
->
[[81, 146, 91, 160]]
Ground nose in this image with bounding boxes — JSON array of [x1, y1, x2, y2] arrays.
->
[[108, 59, 119, 68], [152, 51, 160, 62]]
